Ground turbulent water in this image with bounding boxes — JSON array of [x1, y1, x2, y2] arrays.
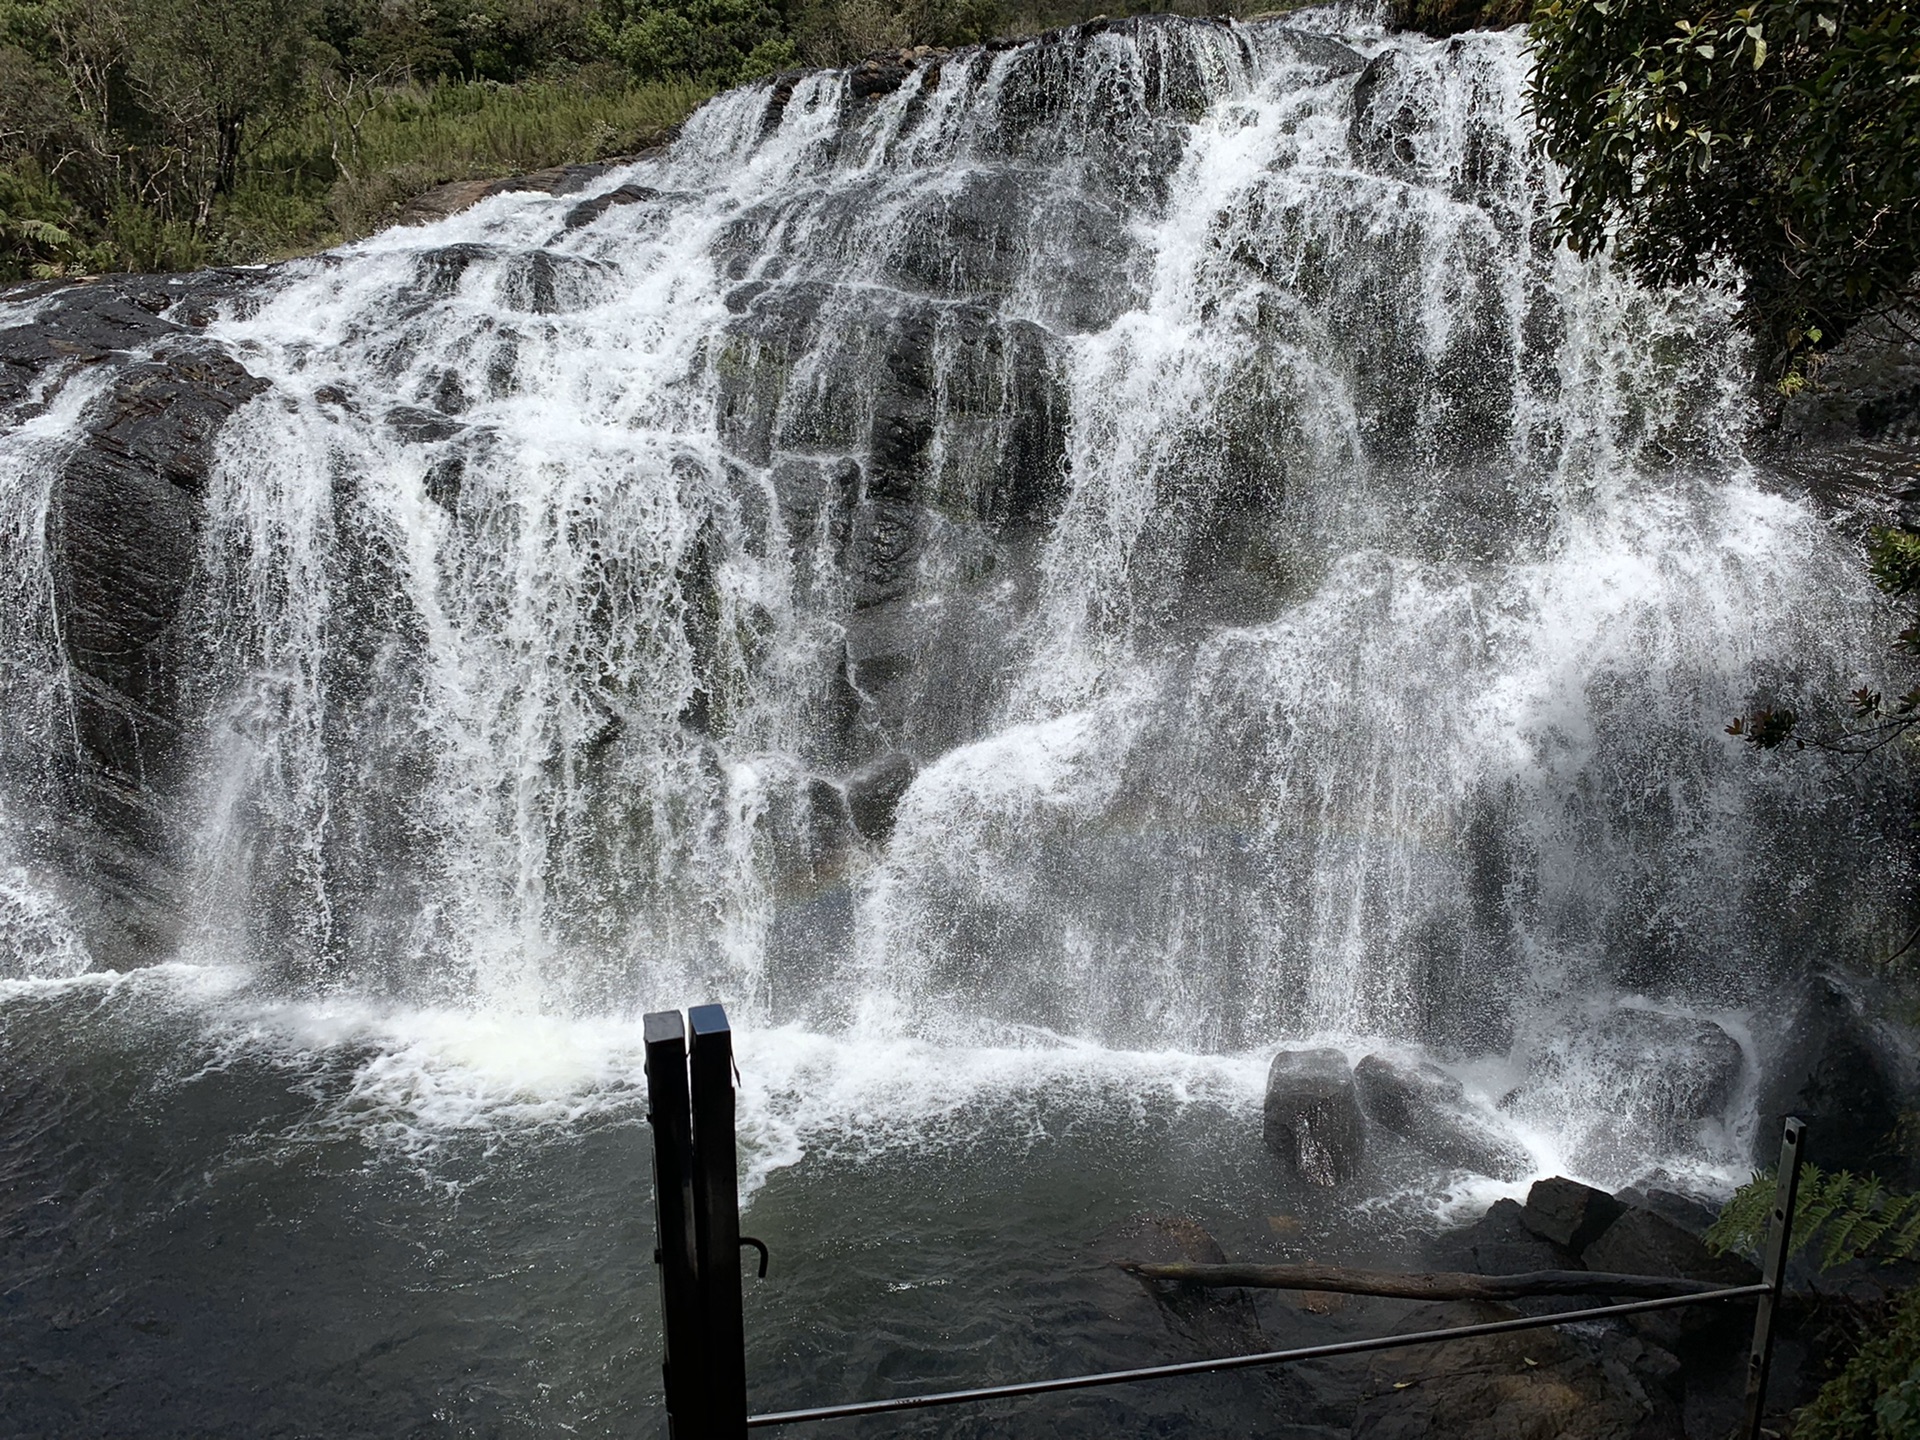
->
[[1, 11, 1914, 1435]]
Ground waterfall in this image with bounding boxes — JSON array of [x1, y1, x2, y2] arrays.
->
[[0, 13, 1911, 1191]]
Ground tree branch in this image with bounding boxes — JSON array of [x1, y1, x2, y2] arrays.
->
[[1115, 1261, 1727, 1301]]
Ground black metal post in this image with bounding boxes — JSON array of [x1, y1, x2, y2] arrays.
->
[[690, 1004, 748, 1439], [1744, 1116, 1806, 1440], [645, 1010, 707, 1438]]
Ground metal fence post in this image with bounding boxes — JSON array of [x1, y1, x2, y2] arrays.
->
[[690, 1004, 748, 1439], [1744, 1116, 1806, 1440], [646, 1010, 708, 1438]]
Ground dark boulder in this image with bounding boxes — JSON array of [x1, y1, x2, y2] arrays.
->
[[562, 183, 661, 231], [1519, 1177, 1624, 1253], [1427, 1197, 1585, 1319], [845, 751, 918, 841], [1614, 1186, 1719, 1239], [1581, 1204, 1760, 1348], [1582, 1206, 1759, 1289], [1263, 1047, 1365, 1186], [1756, 976, 1908, 1178], [1354, 1053, 1531, 1179]]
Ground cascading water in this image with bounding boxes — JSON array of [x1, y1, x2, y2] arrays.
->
[[1, 12, 1914, 1434]]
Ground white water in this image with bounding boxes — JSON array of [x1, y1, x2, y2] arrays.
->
[[0, 14, 1910, 1196]]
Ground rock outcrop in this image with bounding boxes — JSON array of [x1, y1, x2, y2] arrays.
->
[[1758, 974, 1914, 1179], [1264, 1047, 1367, 1186], [1354, 1053, 1530, 1180], [1, 271, 269, 969]]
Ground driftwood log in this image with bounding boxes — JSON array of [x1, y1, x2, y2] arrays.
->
[[1115, 1261, 1729, 1301]]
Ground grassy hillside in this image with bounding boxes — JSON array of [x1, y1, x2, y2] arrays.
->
[[0, 0, 1274, 280]]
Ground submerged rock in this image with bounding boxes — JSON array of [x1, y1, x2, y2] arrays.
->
[[1354, 1053, 1530, 1180], [1088, 1214, 1266, 1363], [1263, 1047, 1365, 1186]]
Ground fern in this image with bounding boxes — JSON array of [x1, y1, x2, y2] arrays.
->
[[1708, 1166, 1920, 1270]]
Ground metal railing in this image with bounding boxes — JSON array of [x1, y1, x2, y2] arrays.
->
[[644, 1005, 1804, 1440]]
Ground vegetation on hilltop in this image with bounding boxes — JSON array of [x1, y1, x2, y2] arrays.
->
[[0, 0, 1267, 280]]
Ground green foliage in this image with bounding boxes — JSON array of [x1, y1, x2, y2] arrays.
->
[[1729, 524, 1920, 758], [1793, 1285, 1920, 1440], [0, 0, 1283, 279], [0, 0, 714, 273], [259, 70, 709, 240], [1725, 705, 1799, 747], [0, 166, 110, 280], [1709, 1164, 1920, 1268], [1870, 527, 1920, 599], [1712, 1168, 1920, 1435], [592, 0, 791, 85], [1527, 0, 1920, 365]]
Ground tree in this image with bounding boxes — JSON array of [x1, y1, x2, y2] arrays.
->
[[115, 0, 321, 220], [1528, 0, 1920, 368]]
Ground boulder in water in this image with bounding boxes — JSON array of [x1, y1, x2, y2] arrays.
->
[[1510, 1007, 1746, 1166], [1263, 1047, 1365, 1186], [1088, 1214, 1267, 1372], [1519, 1177, 1624, 1253], [1354, 1053, 1531, 1180]]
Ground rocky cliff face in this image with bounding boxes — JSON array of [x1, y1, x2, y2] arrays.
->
[[1, 272, 267, 969], [0, 17, 1913, 1213]]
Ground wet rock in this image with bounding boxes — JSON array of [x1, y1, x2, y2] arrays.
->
[[1263, 1047, 1365, 1186], [1775, 309, 1920, 446], [1614, 1186, 1718, 1239], [1427, 1197, 1581, 1295], [849, 56, 913, 102], [1349, 52, 1422, 180], [845, 751, 918, 841], [395, 157, 649, 228], [0, 271, 270, 968], [1581, 1205, 1760, 1348], [1516, 1007, 1746, 1157], [1756, 975, 1908, 1178], [1519, 1177, 1624, 1253], [1582, 1206, 1759, 1288], [1354, 1053, 1530, 1179], [384, 405, 463, 445], [496, 249, 612, 314], [1354, 1300, 1683, 1440], [804, 777, 855, 867], [842, 596, 922, 699], [562, 183, 661, 231]]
